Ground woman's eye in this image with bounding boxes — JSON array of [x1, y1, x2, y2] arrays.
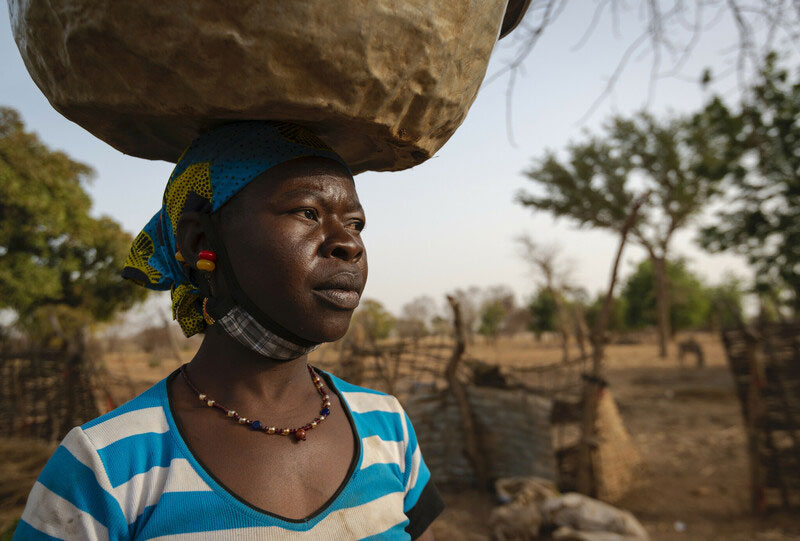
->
[[350, 220, 365, 231], [298, 209, 317, 221]]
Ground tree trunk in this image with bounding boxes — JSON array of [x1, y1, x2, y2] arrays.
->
[[652, 256, 671, 359], [552, 290, 571, 363], [577, 194, 646, 496], [445, 295, 489, 490], [572, 304, 589, 361]]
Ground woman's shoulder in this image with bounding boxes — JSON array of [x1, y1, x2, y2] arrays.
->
[[320, 370, 416, 451], [78, 375, 172, 450], [322, 370, 406, 416], [55, 374, 184, 500]]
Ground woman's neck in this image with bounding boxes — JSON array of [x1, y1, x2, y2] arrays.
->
[[183, 324, 317, 413]]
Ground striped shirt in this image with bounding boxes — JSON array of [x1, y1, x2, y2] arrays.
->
[[15, 370, 444, 540]]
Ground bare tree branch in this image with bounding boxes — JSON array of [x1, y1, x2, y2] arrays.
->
[[493, 0, 800, 135], [571, 0, 613, 51]]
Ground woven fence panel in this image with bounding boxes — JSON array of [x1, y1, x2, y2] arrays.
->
[[0, 350, 98, 441], [406, 386, 555, 486]]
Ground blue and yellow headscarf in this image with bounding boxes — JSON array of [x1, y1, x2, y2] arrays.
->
[[122, 121, 350, 337]]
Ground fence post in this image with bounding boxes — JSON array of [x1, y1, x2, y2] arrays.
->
[[445, 295, 489, 490], [743, 328, 767, 514]]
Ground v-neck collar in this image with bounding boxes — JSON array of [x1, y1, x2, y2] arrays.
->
[[162, 368, 363, 524]]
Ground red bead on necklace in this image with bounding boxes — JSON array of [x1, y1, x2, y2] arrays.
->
[[179, 364, 331, 442]]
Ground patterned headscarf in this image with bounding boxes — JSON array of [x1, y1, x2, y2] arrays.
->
[[122, 121, 350, 338]]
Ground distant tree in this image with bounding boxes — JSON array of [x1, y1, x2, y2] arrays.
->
[[398, 295, 438, 341], [478, 299, 506, 343], [481, 285, 530, 338], [517, 110, 728, 357], [0, 107, 146, 341], [502, 307, 531, 336], [447, 286, 483, 341], [584, 294, 627, 334], [705, 273, 746, 330], [527, 287, 558, 340], [430, 315, 453, 337], [483, 285, 516, 310], [350, 299, 395, 344], [621, 258, 710, 334], [697, 53, 800, 315], [394, 318, 427, 343], [517, 236, 576, 359]]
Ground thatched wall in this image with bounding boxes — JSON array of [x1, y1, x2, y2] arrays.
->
[[406, 386, 555, 485]]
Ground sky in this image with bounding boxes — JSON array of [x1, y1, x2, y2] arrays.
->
[[1, 3, 766, 319]]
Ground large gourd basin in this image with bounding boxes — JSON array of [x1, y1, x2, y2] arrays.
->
[[9, 1, 515, 173]]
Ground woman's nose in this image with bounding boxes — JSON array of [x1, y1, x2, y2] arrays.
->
[[320, 222, 363, 262]]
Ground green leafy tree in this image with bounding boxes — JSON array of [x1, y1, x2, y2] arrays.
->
[[584, 294, 627, 334], [621, 258, 710, 333], [698, 53, 800, 314], [351, 299, 395, 343], [517, 110, 728, 356], [478, 299, 506, 343], [0, 107, 146, 340], [527, 287, 558, 339]]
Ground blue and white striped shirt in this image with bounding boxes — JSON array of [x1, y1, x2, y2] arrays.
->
[[15, 370, 443, 540]]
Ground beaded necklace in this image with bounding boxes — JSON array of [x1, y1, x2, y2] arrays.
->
[[179, 364, 332, 441]]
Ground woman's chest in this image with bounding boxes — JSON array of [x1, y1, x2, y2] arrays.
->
[[131, 418, 412, 540], [180, 406, 357, 519]]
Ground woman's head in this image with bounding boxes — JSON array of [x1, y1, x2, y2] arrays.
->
[[177, 156, 367, 343], [122, 122, 366, 354]]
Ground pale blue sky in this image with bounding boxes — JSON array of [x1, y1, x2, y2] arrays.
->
[[2, 4, 757, 317]]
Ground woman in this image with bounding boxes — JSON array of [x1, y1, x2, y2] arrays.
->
[[15, 122, 444, 540]]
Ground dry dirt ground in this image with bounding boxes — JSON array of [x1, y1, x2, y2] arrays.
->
[[431, 333, 800, 541], [3, 332, 800, 540]]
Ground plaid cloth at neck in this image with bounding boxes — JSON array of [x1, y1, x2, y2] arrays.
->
[[217, 305, 320, 360]]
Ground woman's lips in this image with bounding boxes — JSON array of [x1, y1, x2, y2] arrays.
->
[[312, 288, 361, 310]]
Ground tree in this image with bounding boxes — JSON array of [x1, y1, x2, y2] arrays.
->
[[397, 295, 438, 342], [502, 306, 532, 336], [430, 315, 453, 337], [584, 294, 627, 335], [0, 107, 146, 341], [492, 1, 800, 131], [516, 236, 576, 360], [527, 287, 558, 339], [477, 299, 506, 343], [621, 258, 710, 334], [446, 286, 483, 341], [706, 273, 746, 330], [698, 54, 800, 315], [349, 299, 395, 344], [480, 285, 527, 339], [517, 110, 728, 356]]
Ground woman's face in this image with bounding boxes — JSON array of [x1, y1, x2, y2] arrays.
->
[[219, 157, 367, 343]]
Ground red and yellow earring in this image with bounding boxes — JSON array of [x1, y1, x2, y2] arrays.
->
[[196, 250, 217, 272], [175, 248, 217, 325]]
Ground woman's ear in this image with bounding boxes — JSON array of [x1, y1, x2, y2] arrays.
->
[[176, 211, 207, 267], [177, 211, 226, 300]]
